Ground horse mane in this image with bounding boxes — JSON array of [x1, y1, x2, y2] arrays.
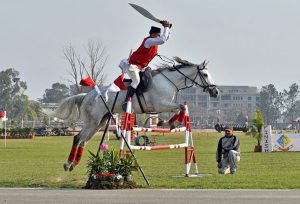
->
[[151, 57, 199, 76]]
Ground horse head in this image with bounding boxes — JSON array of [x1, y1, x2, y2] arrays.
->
[[173, 57, 219, 98], [200, 60, 219, 98]]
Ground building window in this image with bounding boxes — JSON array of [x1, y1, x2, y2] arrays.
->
[[185, 88, 196, 94], [248, 96, 252, 100], [221, 94, 231, 100], [210, 96, 220, 101], [198, 95, 208, 101], [198, 102, 207, 107]]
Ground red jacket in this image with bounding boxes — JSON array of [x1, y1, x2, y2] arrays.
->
[[129, 37, 158, 69]]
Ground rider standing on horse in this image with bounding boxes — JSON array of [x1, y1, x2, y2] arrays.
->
[[122, 20, 171, 111]]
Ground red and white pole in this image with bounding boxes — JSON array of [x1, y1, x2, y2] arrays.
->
[[120, 97, 132, 154], [183, 102, 199, 176]]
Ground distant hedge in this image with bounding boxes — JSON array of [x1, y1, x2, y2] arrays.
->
[[0, 127, 34, 137]]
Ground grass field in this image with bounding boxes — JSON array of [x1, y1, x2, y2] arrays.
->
[[1, 131, 300, 189]]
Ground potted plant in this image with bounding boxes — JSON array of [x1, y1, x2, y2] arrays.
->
[[118, 154, 139, 181], [85, 148, 138, 189], [86, 150, 106, 180], [246, 109, 264, 152]]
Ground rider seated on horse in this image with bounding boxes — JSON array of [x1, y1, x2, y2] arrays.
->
[[122, 20, 171, 111]]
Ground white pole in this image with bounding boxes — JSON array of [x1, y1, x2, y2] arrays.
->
[[4, 119, 7, 148], [206, 95, 210, 136], [106, 130, 110, 142]]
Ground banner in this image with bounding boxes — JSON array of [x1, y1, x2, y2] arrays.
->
[[262, 125, 273, 152], [262, 125, 300, 152], [272, 134, 300, 151]]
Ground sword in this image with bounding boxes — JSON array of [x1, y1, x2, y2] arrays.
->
[[129, 3, 172, 28]]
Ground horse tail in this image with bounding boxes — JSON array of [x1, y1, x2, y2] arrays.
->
[[50, 93, 86, 120]]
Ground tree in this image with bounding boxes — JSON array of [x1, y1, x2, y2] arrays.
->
[[0, 68, 27, 110], [63, 40, 107, 94], [0, 68, 42, 123], [246, 109, 264, 146], [294, 101, 300, 120], [41, 82, 70, 103], [258, 84, 283, 126], [283, 83, 300, 122], [28, 100, 44, 121], [10, 94, 30, 119]]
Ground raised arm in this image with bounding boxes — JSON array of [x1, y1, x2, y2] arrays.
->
[[144, 21, 171, 48]]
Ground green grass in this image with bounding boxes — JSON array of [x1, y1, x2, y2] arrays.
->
[[1, 131, 300, 189]]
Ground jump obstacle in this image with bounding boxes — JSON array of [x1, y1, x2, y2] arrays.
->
[[119, 98, 199, 177]]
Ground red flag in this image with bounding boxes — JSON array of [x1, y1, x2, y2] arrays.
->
[[113, 73, 127, 91], [105, 73, 127, 94], [79, 77, 96, 87], [0, 111, 5, 118]]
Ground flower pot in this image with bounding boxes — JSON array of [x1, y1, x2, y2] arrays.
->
[[124, 174, 133, 182], [254, 145, 262, 152], [115, 174, 124, 185], [97, 172, 116, 178]]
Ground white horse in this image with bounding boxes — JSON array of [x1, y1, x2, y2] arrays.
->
[[51, 57, 219, 171]]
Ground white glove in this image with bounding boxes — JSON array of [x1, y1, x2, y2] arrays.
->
[[119, 59, 128, 73]]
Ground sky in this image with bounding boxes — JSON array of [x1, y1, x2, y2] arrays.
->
[[1, 0, 300, 100]]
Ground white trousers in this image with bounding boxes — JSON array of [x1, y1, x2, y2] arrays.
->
[[126, 64, 140, 89]]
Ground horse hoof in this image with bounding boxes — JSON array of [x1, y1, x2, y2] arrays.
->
[[69, 161, 78, 172], [169, 122, 176, 130], [63, 163, 70, 172], [157, 120, 166, 126], [69, 165, 74, 172]]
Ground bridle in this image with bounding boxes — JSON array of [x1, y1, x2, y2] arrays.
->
[[156, 55, 216, 92]]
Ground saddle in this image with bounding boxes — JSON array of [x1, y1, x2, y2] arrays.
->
[[137, 67, 153, 95], [123, 67, 153, 96]]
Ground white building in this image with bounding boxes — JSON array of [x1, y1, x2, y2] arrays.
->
[[176, 85, 259, 128]]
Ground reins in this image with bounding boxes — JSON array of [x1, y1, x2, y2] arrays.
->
[[156, 54, 215, 92]]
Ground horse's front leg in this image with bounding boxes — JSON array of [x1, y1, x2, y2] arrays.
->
[[155, 101, 186, 129]]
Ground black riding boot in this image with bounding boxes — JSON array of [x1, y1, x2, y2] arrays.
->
[[122, 86, 136, 112]]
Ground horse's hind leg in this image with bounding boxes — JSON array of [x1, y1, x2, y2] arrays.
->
[[68, 141, 86, 172], [63, 124, 100, 172], [63, 133, 81, 171]]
